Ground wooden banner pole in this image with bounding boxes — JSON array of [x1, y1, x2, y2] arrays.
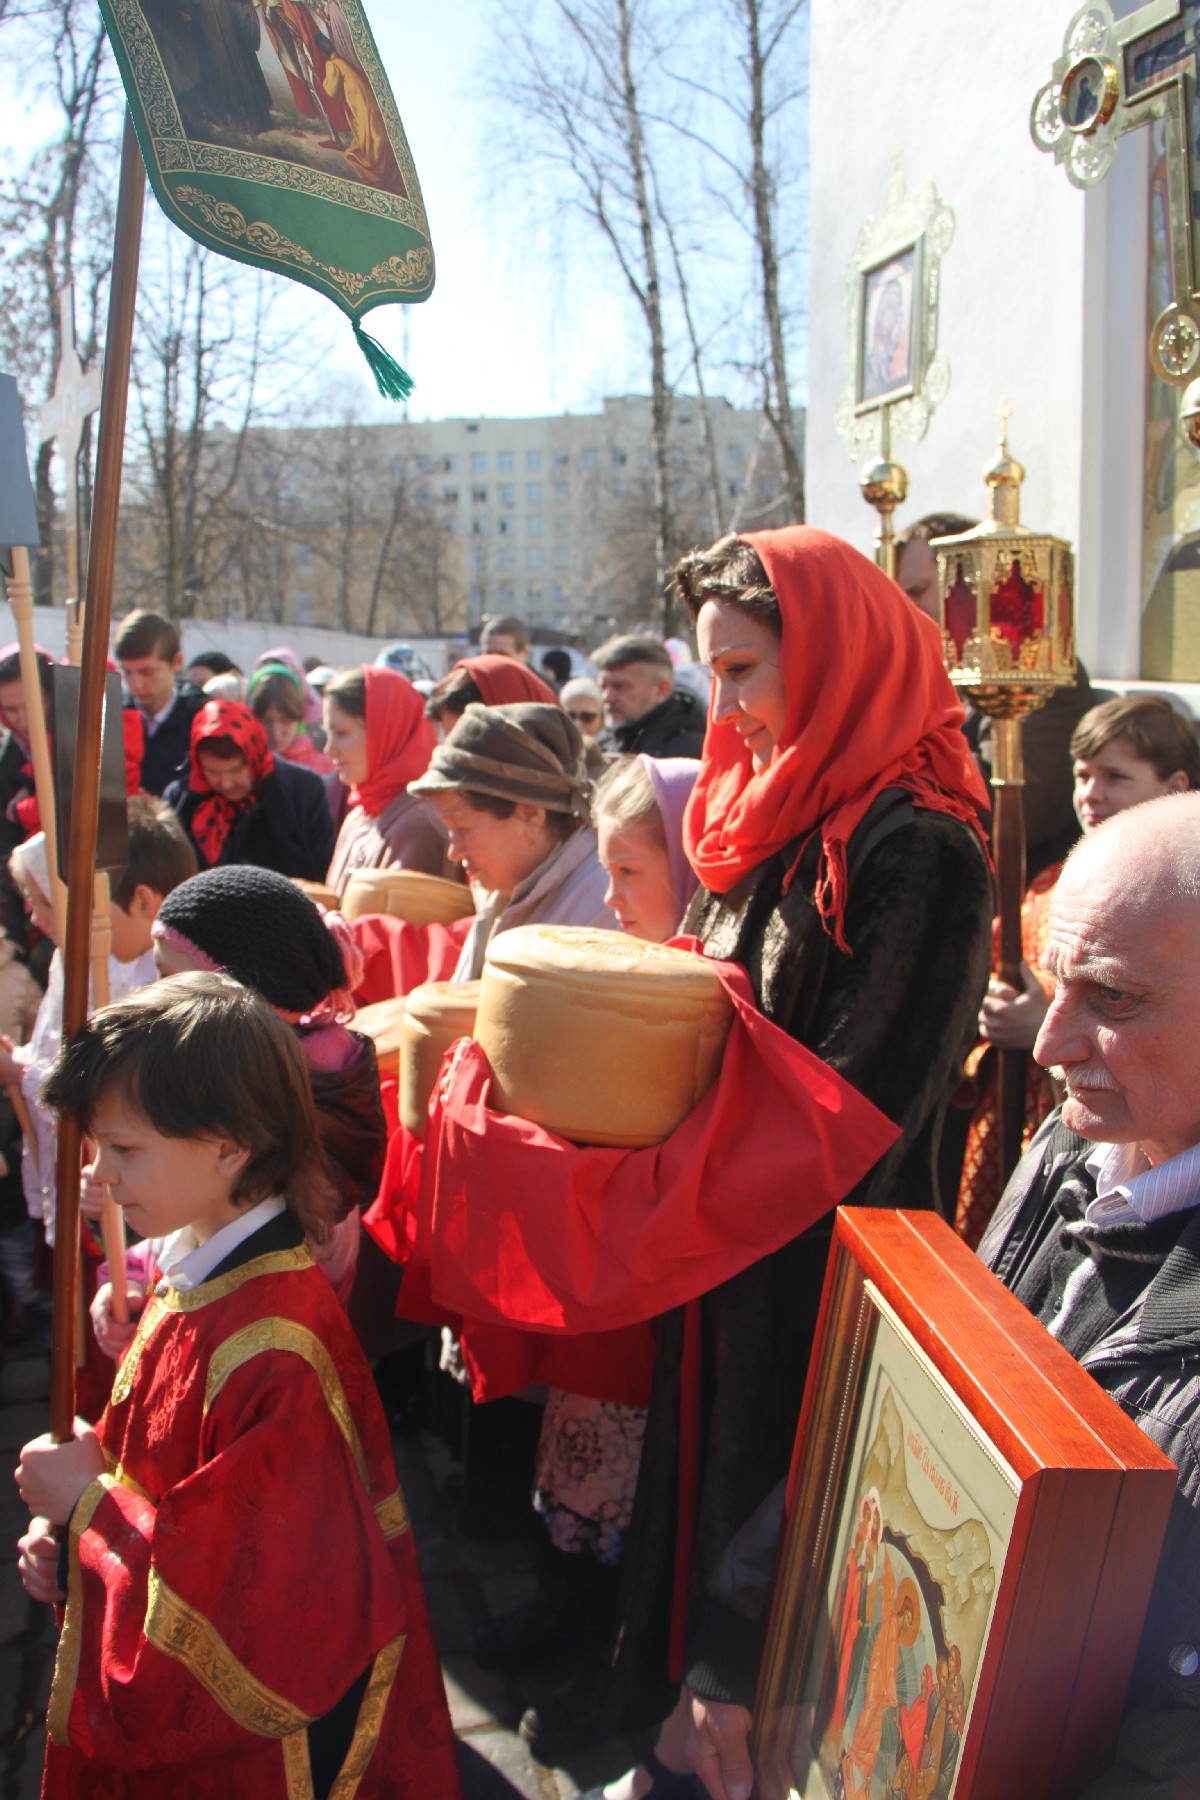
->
[[89, 873, 127, 1322], [49, 112, 145, 1443], [4, 547, 67, 942]]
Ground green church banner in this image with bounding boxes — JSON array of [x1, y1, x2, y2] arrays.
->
[[98, 0, 434, 397]]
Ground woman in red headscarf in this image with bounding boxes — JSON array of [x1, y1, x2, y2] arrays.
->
[[587, 529, 993, 1800], [166, 699, 334, 882], [323, 665, 448, 899], [424, 652, 560, 732]]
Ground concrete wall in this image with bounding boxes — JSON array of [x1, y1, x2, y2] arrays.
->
[[807, 0, 1148, 677]]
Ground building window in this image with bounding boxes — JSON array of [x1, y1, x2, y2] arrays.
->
[[416, 455, 431, 474], [499, 483, 515, 505], [497, 546, 515, 569], [471, 518, 487, 536], [442, 487, 459, 504], [727, 442, 744, 464], [525, 546, 543, 569], [526, 481, 542, 503], [612, 478, 625, 497], [295, 588, 313, 625], [295, 543, 312, 572], [612, 447, 627, 466], [526, 515, 543, 535], [555, 514, 570, 533], [498, 450, 514, 471], [470, 583, 483, 604], [553, 545, 569, 568], [553, 582, 566, 601], [415, 484, 431, 503], [443, 453, 460, 473], [526, 449, 542, 471], [553, 451, 569, 469], [472, 485, 487, 503], [470, 451, 487, 472], [553, 481, 569, 504], [582, 448, 599, 469], [498, 516, 511, 535], [498, 581, 513, 600]]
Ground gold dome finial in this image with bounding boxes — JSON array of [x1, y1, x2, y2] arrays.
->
[[985, 397, 1025, 527]]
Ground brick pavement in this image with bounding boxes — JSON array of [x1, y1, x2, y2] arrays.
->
[[0, 1337, 641, 1799]]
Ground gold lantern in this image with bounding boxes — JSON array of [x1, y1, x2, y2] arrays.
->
[[931, 406, 1076, 1181]]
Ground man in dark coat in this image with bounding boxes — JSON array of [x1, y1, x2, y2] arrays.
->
[[976, 792, 1200, 1800], [115, 610, 207, 797], [593, 634, 706, 760]]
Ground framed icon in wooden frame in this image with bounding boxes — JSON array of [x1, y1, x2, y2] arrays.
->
[[752, 1207, 1177, 1800]]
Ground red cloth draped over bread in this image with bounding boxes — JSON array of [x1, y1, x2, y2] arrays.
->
[[684, 527, 989, 949], [363, 941, 899, 1404], [351, 912, 472, 1004], [456, 654, 560, 707], [350, 666, 437, 816], [187, 699, 274, 866]]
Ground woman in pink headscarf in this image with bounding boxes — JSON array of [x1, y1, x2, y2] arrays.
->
[[323, 665, 448, 898]]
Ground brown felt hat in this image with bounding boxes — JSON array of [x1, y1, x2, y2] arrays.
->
[[409, 702, 591, 818]]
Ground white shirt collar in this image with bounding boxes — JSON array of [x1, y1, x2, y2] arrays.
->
[[1083, 1140, 1200, 1227], [155, 1196, 287, 1294], [143, 691, 178, 733]]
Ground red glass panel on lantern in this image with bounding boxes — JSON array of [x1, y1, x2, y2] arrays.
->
[[945, 562, 977, 659], [989, 558, 1044, 654]]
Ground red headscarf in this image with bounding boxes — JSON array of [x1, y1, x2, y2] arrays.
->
[[456, 654, 560, 708], [188, 699, 275, 866], [683, 526, 989, 950], [351, 666, 437, 815]]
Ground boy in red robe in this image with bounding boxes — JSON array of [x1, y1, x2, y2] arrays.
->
[[15, 970, 461, 1800]]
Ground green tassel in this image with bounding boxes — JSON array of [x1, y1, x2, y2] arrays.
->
[[352, 318, 415, 402]]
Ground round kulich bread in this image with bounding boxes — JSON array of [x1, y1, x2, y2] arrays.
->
[[342, 867, 474, 925], [352, 998, 408, 1077], [291, 877, 340, 912], [474, 925, 733, 1148], [399, 981, 481, 1137]]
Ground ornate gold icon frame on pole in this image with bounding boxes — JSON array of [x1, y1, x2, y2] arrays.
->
[[1032, 0, 1200, 385], [834, 160, 955, 577]]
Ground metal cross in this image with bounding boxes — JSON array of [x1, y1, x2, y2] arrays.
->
[[1032, 0, 1200, 383], [37, 286, 103, 605]]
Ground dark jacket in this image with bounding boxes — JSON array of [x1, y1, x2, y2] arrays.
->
[[597, 686, 706, 760], [128, 678, 208, 796], [603, 794, 993, 1728], [306, 1032, 388, 1223], [166, 754, 334, 882], [979, 1113, 1200, 1800]]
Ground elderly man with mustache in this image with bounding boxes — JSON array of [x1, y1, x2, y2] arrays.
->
[[978, 789, 1200, 1800]]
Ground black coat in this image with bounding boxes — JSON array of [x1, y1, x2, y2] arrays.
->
[[598, 686, 706, 760], [167, 754, 334, 882], [128, 679, 208, 797], [603, 793, 993, 1727], [980, 1115, 1200, 1800]]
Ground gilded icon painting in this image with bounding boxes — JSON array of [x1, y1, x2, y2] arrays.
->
[[858, 248, 918, 408], [756, 1291, 1018, 1800]]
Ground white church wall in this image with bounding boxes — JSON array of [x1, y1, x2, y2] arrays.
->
[[808, 0, 1149, 681]]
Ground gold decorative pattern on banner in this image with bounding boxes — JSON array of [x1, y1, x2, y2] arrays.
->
[[105, 0, 427, 231], [145, 1568, 313, 1737], [46, 1476, 114, 1745], [374, 1489, 410, 1540], [111, 1294, 169, 1405], [283, 1727, 316, 1800], [162, 1246, 314, 1313], [328, 1637, 406, 1800], [203, 1317, 369, 1490], [175, 187, 431, 300]]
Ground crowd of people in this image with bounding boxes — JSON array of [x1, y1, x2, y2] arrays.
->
[[6, 524, 1200, 1800]]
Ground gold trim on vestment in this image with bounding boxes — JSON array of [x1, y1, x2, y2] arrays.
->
[[46, 1475, 114, 1745], [283, 1727, 316, 1800], [162, 1246, 314, 1313], [102, 1449, 152, 1503], [145, 1568, 313, 1737], [374, 1489, 410, 1540], [203, 1317, 369, 1490], [328, 1637, 406, 1800], [111, 1294, 169, 1405]]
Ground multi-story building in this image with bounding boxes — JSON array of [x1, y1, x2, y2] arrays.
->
[[134, 394, 799, 642]]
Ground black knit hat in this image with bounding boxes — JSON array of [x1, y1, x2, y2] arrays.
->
[[154, 867, 347, 1015]]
